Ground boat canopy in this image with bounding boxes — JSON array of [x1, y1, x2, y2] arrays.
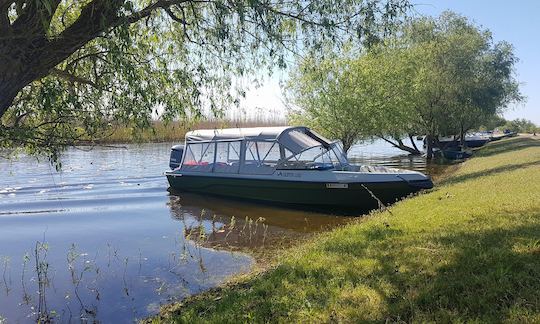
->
[[185, 126, 331, 155], [179, 126, 348, 174]]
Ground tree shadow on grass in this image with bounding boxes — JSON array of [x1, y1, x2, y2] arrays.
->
[[373, 211, 540, 322], [439, 159, 540, 186], [287, 216, 540, 322], [475, 137, 540, 158]]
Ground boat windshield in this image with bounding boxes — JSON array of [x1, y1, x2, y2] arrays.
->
[[277, 144, 347, 170]]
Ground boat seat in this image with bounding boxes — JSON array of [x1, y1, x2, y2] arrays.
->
[[241, 161, 275, 175]]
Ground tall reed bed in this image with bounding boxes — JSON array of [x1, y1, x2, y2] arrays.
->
[[96, 118, 287, 144]]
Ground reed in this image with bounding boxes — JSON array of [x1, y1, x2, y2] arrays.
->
[[95, 118, 286, 144]]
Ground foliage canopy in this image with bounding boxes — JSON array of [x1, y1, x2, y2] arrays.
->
[[0, 0, 410, 161], [288, 12, 522, 156]]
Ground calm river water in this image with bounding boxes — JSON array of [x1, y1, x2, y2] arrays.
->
[[0, 138, 442, 323]]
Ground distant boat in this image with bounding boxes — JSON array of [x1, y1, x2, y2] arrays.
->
[[165, 126, 433, 211], [429, 135, 490, 149], [439, 149, 473, 160], [503, 130, 518, 138], [489, 134, 505, 141]]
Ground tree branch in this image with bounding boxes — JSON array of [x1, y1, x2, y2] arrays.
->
[[111, 0, 191, 28], [50, 68, 99, 89], [11, 0, 61, 33], [44, 0, 189, 76], [164, 6, 187, 24], [0, 1, 12, 33], [66, 50, 110, 70]]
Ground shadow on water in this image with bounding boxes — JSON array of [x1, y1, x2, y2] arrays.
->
[[168, 187, 379, 216]]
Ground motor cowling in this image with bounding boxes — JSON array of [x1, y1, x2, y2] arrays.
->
[[169, 145, 184, 170]]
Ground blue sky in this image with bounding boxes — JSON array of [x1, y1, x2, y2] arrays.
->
[[241, 0, 539, 124], [414, 0, 540, 123]]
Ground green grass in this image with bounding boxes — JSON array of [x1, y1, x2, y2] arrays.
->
[[150, 136, 540, 323]]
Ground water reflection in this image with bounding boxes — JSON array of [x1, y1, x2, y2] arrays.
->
[[167, 192, 352, 252], [0, 143, 253, 323], [0, 140, 448, 323], [0, 237, 251, 323], [348, 138, 452, 180]]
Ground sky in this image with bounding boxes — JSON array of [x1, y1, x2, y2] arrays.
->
[[240, 0, 540, 124]]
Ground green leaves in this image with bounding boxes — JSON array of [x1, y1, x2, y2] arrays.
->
[[1, 0, 411, 164], [287, 11, 522, 155]]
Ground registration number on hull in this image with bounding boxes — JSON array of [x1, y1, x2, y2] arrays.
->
[[326, 183, 349, 189]]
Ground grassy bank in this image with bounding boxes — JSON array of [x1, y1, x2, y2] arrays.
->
[[151, 136, 540, 323]]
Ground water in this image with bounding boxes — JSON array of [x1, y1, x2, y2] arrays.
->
[[0, 139, 443, 323], [348, 138, 448, 179]]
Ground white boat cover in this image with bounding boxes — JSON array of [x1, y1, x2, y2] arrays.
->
[[185, 126, 330, 154]]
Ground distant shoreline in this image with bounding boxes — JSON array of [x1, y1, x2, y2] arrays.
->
[[89, 120, 285, 145]]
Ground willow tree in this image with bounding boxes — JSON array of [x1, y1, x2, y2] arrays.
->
[[289, 11, 522, 158], [287, 47, 415, 154], [0, 0, 410, 160], [399, 12, 522, 155], [288, 51, 374, 153]]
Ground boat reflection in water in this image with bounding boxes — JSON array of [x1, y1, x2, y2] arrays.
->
[[167, 191, 354, 252]]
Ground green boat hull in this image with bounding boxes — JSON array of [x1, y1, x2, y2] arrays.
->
[[166, 174, 432, 211]]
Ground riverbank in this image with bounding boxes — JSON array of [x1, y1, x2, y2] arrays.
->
[[149, 135, 540, 323]]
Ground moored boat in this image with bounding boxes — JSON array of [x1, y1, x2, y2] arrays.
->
[[165, 126, 433, 211], [489, 134, 505, 141], [503, 130, 518, 138], [437, 149, 473, 160], [430, 135, 490, 149]]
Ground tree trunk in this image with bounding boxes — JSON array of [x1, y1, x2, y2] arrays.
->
[[378, 136, 421, 155], [0, 39, 52, 120], [0, 74, 36, 117], [0, 86, 19, 117], [0, 0, 125, 120], [460, 124, 466, 148], [397, 139, 422, 155], [425, 134, 433, 160], [342, 140, 352, 155], [0, 58, 52, 119], [408, 134, 421, 153]]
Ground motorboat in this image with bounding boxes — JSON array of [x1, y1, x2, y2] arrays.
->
[[489, 134, 505, 141], [430, 134, 490, 149], [165, 126, 433, 211], [434, 148, 473, 160]]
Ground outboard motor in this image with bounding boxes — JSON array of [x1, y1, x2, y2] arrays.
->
[[169, 145, 184, 170]]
